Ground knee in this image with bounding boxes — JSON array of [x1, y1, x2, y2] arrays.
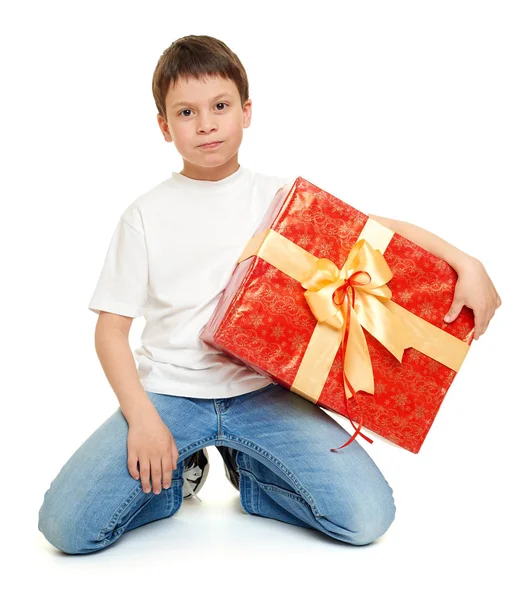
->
[[38, 500, 75, 554], [38, 489, 96, 555], [349, 504, 396, 545], [319, 481, 397, 546], [347, 485, 397, 546], [38, 504, 69, 554]]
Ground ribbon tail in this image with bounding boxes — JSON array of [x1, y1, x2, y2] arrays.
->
[[330, 368, 374, 450], [329, 386, 374, 450], [342, 304, 375, 397], [355, 291, 410, 363], [330, 296, 374, 451], [330, 426, 374, 451]]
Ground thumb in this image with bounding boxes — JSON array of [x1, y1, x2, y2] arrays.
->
[[444, 300, 463, 323]]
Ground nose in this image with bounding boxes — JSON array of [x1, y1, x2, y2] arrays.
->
[[197, 113, 218, 135]]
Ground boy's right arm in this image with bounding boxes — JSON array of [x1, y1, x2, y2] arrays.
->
[[94, 311, 159, 425], [94, 311, 179, 494]]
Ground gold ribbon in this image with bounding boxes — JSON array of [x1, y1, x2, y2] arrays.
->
[[237, 217, 470, 409]]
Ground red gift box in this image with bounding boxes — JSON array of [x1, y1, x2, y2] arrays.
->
[[200, 177, 475, 453]]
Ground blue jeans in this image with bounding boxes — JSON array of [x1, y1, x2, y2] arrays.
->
[[38, 383, 396, 553]]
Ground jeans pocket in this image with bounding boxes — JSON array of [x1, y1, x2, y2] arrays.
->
[[259, 481, 322, 516], [253, 480, 325, 530], [239, 466, 323, 521]]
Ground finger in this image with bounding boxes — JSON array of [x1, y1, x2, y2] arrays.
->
[[128, 452, 140, 480], [150, 457, 163, 495], [139, 457, 151, 493], [474, 318, 481, 340], [162, 454, 173, 490], [474, 310, 488, 340], [444, 300, 464, 323]]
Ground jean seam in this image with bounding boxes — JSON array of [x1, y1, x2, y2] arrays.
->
[[176, 436, 217, 462], [239, 468, 256, 514], [98, 448, 191, 542], [98, 485, 157, 540]]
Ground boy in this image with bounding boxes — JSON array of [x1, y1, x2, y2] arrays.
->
[[38, 35, 501, 554]]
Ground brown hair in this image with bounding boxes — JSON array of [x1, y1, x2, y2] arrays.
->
[[152, 35, 250, 122]]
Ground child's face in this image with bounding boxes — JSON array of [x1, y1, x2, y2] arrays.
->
[[157, 74, 252, 179]]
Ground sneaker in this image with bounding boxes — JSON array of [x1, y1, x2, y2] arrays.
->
[[182, 447, 210, 502], [216, 445, 240, 491]]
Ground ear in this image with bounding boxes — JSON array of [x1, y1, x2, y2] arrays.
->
[[157, 114, 173, 142], [242, 98, 252, 128]]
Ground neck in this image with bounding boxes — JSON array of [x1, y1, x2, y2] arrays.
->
[[180, 155, 240, 182]]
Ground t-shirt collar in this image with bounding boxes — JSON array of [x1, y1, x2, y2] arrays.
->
[[171, 165, 246, 190]]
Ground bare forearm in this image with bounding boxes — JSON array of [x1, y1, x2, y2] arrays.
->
[[368, 214, 475, 272], [94, 328, 159, 425]]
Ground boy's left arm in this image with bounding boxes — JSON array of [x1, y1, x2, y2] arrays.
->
[[368, 214, 502, 341]]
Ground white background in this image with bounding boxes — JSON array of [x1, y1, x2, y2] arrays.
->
[[2, 0, 522, 597]]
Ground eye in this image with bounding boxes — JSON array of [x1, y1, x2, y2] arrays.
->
[[178, 102, 228, 117]]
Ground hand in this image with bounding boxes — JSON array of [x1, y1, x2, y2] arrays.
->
[[127, 414, 179, 494], [444, 256, 502, 340]]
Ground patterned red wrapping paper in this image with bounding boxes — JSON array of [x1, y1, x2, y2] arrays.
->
[[200, 177, 475, 453]]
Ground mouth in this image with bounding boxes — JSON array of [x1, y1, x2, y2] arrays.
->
[[198, 141, 223, 149]]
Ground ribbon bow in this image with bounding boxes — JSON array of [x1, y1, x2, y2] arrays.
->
[[300, 238, 414, 451]]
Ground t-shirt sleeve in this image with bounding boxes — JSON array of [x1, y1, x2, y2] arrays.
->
[[88, 206, 148, 318], [276, 174, 296, 193]]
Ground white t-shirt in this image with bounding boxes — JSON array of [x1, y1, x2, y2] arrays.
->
[[88, 165, 292, 399]]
